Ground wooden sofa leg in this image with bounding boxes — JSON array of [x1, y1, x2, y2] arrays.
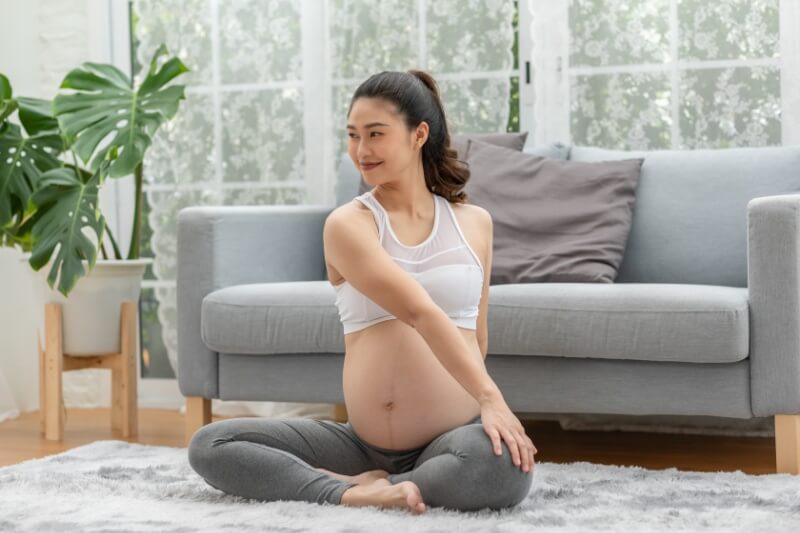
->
[[185, 396, 212, 447], [775, 415, 800, 474], [334, 403, 348, 423]]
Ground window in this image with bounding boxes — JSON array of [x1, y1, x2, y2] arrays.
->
[[125, 0, 529, 394]]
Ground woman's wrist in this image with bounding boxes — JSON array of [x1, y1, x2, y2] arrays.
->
[[477, 385, 505, 407]]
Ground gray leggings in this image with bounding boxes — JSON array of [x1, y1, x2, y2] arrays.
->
[[188, 413, 533, 512]]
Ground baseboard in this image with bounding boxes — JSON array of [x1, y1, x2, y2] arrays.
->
[[138, 378, 184, 409]]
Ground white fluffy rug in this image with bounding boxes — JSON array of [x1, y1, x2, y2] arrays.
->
[[1, 440, 799, 532]]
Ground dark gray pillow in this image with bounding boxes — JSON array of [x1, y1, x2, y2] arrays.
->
[[357, 131, 529, 195], [463, 138, 644, 284], [450, 131, 529, 161]]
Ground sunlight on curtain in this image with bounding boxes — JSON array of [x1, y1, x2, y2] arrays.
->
[[532, 0, 783, 150], [132, 0, 516, 417]]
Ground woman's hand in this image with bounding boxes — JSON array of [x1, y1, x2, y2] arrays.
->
[[480, 397, 537, 473]]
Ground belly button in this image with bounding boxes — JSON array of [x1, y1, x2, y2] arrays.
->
[[384, 401, 395, 411]]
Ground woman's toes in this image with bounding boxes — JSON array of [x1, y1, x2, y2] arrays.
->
[[399, 481, 426, 514]]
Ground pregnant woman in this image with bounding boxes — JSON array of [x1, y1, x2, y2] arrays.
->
[[188, 70, 537, 514]]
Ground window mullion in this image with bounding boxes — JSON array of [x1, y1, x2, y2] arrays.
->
[[530, 0, 570, 145], [669, 0, 680, 149], [780, 0, 800, 145], [301, 0, 327, 203], [519, 0, 533, 134]]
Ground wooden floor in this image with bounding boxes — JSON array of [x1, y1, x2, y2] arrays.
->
[[0, 408, 778, 474]]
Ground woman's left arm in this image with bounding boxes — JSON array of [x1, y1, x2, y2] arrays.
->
[[472, 206, 538, 473], [475, 207, 492, 360]]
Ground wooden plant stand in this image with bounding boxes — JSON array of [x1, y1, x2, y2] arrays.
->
[[38, 300, 139, 441]]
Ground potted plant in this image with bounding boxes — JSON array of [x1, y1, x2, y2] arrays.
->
[[0, 43, 189, 356]]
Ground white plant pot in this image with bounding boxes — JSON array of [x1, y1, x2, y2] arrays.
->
[[0, 247, 38, 416], [21, 253, 152, 356]]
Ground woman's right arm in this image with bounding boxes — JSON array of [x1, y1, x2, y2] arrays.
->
[[323, 208, 434, 326], [323, 208, 503, 407]]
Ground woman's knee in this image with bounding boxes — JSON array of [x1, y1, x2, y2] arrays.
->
[[452, 425, 534, 509], [187, 420, 235, 476]]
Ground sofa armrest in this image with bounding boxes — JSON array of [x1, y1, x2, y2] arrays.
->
[[747, 193, 800, 416], [176, 205, 334, 398]]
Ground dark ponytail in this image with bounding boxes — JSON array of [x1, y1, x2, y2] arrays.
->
[[347, 70, 470, 203]]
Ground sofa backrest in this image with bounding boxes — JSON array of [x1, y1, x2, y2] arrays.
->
[[335, 152, 363, 207], [570, 145, 800, 287], [335, 141, 800, 288], [334, 140, 571, 207]]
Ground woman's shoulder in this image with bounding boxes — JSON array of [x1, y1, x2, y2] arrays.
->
[[329, 194, 372, 217], [324, 196, 379, 239], [446, 198, 492, 227]]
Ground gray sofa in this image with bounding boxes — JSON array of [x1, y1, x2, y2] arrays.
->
[[177, 141, 800, 474]]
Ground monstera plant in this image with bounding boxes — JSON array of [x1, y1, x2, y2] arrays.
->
[[0, 43, 188, 297]]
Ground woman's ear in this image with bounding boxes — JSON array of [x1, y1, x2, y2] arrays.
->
[[416, 121, 429, 147]]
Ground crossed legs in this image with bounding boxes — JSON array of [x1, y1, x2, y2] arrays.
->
[[188, 415, 533, 512]]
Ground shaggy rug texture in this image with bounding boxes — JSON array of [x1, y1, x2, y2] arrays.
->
[[0, 440, 799, 532]]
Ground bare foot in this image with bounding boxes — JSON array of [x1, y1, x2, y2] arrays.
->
[[317, 467, 390, 485], [341, 478, 426, 514]]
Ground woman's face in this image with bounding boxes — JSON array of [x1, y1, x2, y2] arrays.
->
[[346, 97, 427, 187]]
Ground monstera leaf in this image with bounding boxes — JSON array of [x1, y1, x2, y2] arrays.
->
[[26, 161, 108, 296], [0, 94, 65, 228], [52, 43, 188, 177], [17, 95, 63, 137], [1, 45, 188, 295], [0, 74, 17, 123]]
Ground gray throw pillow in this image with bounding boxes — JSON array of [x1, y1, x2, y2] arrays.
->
[[357, 131, 529, 195], [450, 131, 529, 161], [463, 138, 644, 284]]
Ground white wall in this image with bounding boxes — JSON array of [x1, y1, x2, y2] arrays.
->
[[0, 0, 184, 414], [0, 0, 44, 98]]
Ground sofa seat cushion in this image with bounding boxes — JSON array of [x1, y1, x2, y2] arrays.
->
[[201, 281, 345, 355], [201, 281, 748, 364], [488, 283, 749, 364]]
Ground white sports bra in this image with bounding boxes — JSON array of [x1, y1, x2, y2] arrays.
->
[[333, 189, 485, 335]]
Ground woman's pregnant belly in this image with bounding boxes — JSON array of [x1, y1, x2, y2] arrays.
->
[[342, 318, 483, 451]]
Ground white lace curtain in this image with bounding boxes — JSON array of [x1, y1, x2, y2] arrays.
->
[[530, 0, 796, 149], [132, 0, 516, 417]]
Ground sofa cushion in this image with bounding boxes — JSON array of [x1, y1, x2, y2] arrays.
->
[[464, 139, 644, 284], [569, 145, 800, 287], [450, 131, 529, 162], [202, 281, 346, 355], [487, 282, 749, 363], [201, 281, 748, 364]]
